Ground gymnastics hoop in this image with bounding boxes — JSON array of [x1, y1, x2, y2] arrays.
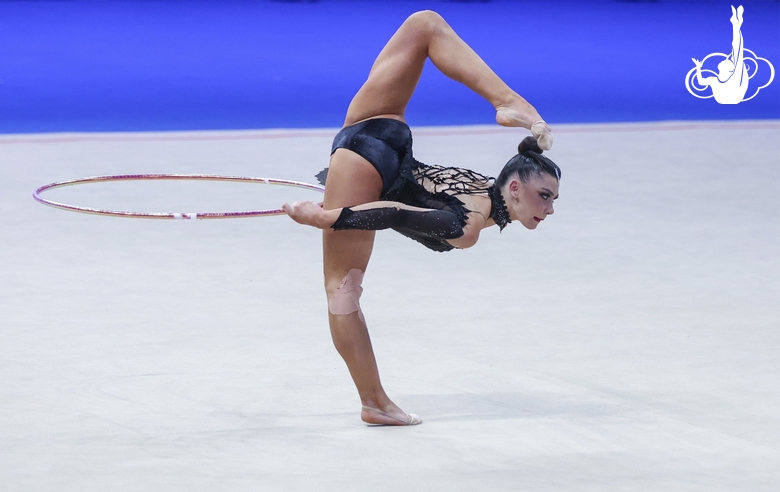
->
[[33, 174, 325, 219]]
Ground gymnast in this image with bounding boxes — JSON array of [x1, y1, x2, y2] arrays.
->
[[692, 5, 749, 104], [283, 11, 561, 426]]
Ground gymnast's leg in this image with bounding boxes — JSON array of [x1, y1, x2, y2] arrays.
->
[[345, 10, 547, 135], [729, 6, 745, 74], [323, 150, 418, 425]]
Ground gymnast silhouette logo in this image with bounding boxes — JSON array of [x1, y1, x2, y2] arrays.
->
[[685, 5, 774, 104]]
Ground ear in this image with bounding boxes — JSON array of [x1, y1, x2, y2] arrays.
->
[[509, 179, 520, 198]]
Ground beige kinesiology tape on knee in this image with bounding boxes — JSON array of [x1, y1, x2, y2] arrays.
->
[[328, 268, 365, 322]]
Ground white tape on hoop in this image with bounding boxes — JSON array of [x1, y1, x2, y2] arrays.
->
[[173, 213, 197, 220]]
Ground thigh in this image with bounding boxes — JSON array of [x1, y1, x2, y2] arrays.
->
[[322, 149, 384, 286], [344, 11, 438, 125]]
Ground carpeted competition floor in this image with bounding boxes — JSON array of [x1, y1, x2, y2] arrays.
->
[[1, 1, 778, 491]]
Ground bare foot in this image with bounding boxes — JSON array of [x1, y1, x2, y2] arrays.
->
[[282, 201, 333, 229], [361, 404, 422, 426]]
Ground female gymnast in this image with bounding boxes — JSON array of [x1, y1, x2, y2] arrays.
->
[[283, 11, 561, 426], [692, 5, 748, 104]]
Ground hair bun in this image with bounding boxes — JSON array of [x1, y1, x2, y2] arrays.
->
[[518, 136, 543, 155]]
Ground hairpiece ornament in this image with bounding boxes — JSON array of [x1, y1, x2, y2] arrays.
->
[[487, 184, 511, 231]]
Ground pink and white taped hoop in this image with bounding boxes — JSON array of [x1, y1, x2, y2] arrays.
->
[[33, 174, 325, 219]]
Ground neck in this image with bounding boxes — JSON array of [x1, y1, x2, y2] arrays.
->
[[488, 184, 512, 231]]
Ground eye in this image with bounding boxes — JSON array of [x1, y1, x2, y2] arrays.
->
[[540, 193, 550, 200]]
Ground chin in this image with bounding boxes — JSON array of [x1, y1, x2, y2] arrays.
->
[[521, 220, 538, 230]]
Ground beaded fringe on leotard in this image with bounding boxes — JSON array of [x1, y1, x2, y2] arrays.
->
[[384, 159, 495, 251]]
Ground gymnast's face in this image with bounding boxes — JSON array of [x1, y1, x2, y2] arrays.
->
[[507, 172, 558, 230]]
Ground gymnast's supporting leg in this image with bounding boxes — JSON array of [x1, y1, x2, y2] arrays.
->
[[345, 10, 549, 143], [322, 150, 419, 426], [324, 241, 419, 425]]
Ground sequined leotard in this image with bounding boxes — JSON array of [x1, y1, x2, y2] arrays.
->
[[318, 118, 501, 252]]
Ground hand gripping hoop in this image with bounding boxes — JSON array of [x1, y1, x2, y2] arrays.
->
[[33, 174, 325, 220]]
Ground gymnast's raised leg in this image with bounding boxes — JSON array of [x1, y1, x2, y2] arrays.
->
[[322, 10, 546, 425]]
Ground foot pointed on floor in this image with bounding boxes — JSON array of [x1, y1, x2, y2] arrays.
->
[[361, 405, 422, 426]]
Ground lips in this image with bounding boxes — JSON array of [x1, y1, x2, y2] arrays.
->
[[533, 217, 542, 222]]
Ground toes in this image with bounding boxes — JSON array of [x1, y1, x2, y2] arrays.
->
[[361, 405, 422, 426]]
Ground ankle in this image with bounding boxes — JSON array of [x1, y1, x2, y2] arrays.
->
[[360, 394, 391, 411], [495, 96, 542, 130]]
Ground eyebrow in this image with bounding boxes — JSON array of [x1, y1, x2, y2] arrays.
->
[[541, 187, 559, 200]]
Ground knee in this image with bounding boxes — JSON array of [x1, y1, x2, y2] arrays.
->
[[325, 269, 366, 322], [405, 10, 447, 35]]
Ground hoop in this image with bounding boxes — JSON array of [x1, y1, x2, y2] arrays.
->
[[33, 174, 325, 219]]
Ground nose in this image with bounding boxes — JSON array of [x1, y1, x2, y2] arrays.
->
[[547, 203, 554, 216]]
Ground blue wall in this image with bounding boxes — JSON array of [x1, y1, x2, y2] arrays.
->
[[0, 0, 777, 133]]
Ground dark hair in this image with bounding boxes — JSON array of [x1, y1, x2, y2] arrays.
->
[[495, 136, 561, 187]]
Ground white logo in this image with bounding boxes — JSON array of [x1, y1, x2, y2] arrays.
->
[[685, 5, 774, 104]]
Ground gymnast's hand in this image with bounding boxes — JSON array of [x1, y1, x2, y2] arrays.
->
[[282, 201, 335, 229]]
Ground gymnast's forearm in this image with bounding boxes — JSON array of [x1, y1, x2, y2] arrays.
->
[[318, 201, 434, 228], [695, 67, 708, 86], [348, 201, 432, 213], [285, 200, 437, 230], [330, 202, 464, 239]]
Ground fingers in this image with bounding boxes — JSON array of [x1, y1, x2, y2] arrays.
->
[[282, 203, 292, 214], [531, 121, 554, 151]]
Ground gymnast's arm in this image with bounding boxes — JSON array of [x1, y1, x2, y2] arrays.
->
[[692, 59, 711, 87], [282, 200, 483, 249]]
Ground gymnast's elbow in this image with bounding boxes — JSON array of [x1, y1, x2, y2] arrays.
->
[[447, 224, 481, 249]]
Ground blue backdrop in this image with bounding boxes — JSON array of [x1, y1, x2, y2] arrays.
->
[[1, 0, 778, 133]]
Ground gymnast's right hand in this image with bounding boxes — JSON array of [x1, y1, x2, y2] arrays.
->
[[282, 201, 331, 229]]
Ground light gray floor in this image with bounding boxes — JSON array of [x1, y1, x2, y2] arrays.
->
[[1, 121, 778, 491]]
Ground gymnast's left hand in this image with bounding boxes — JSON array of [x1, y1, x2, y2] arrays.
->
[[282, 201, 331, 229]]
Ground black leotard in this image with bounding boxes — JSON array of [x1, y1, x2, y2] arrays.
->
[[329, 118, 412, 196], [319, 118, 494, 252]]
